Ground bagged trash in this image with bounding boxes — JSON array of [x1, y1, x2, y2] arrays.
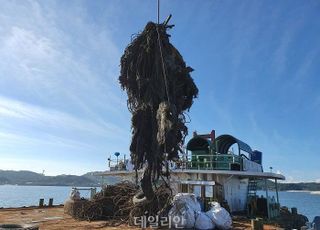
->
[[69, 189, 80, 200], [172, 193, 201, 212], [168, 193, 201, 228], [195, 211, 215, 230], [206, 202, 232, 230], [169, 203, 196, 229], [313, 216, 320, 230]]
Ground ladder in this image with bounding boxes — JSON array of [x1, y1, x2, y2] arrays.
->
[[247, 179, 258, 217], [247, 179, 257, 197]]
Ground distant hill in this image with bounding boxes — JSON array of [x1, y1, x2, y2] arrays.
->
[[0, 170, 44, 184], [257, 180, 320, 191], [277, 182, 320, 191], [0, 170, 119, 187]]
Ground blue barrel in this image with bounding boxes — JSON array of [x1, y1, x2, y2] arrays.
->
[[251, 150, 262, 165]]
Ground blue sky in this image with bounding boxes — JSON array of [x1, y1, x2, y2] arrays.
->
[[0, 1, 319, 182]]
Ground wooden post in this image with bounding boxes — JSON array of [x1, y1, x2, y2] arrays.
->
[[90, 188, 97, 200], [275, 178, 279, 204], [251, 218, 263, 230], [39, 198, 44, 207], [265, 179, 270, 219], [101, 176, 104, 186], [291, 207, 298, 215], [48, 198, 53, 207]]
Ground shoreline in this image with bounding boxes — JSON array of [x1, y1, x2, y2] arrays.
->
[[285, 190, 320, 194]]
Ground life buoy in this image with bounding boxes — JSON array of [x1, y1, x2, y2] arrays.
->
[[132, 191, 148, 204]]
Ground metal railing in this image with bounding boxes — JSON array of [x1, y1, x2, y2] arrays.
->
[[177, 153, 243, 171], [108, 157, 129, 171], [71, 187, 97, 200]]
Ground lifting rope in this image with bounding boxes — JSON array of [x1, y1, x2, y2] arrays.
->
[[156, 0, 171, 104], [156, 25, 171, 104]]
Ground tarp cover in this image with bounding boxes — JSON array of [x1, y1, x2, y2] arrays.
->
[[186, 136, 210, 151], [215, 134, 252, 155]]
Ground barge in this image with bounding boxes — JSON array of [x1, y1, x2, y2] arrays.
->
[[97, 129, 285, 220]]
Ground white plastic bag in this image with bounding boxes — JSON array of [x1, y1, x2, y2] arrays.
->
[[172, 193, 201, 212], [206, 202, 232, 230], [195, 211, 215, 230], [168, 193, 201, 228], [169, 203, 195, 229]]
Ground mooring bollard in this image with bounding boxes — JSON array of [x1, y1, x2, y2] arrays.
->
[[251, 218, 263, 230], [291, 207, 298, 215], [90, 188, 97, 200], [48, 198, 53, 207], [39, 198, 44, 207]]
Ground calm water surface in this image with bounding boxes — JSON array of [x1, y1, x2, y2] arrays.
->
[[258, 190, 320, 221], [0, 185, 319, 221], [0, 185, 93, 208]]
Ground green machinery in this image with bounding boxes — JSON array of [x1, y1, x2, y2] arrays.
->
[[186, 130, 261, 171]]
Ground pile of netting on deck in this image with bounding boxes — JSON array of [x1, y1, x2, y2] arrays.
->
[[74, 181, 172, 226]]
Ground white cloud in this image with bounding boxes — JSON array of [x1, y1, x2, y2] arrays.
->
[[0, 1, 134, 175], [4, 26, 57, 61], [0, 0, 129, 137], [0, 96, 125, 138], [0, 131, 92, 150]]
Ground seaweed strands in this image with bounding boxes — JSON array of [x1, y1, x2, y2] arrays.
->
[[119, 21, 198, 201]]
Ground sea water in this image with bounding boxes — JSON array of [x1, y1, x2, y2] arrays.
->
[[0, 185, 92, 208], [257, 190, 320, 221]]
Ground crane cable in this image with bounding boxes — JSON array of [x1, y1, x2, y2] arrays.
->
[[156, 1, 172, 190], [156, 26, 171, 105], [156, 0, 171, 104]]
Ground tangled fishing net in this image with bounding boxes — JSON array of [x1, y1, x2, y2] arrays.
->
[[119, 21, 198, 200], [74, 181, 171, 226]]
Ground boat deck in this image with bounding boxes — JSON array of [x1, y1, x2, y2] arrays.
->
[[0, 206, 136, 230], [0, 206, 282, 229]]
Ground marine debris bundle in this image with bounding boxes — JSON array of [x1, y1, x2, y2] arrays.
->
[[119, 21, 198, 200], [79, 181, 138, 221], [74, 181, 171, 225]]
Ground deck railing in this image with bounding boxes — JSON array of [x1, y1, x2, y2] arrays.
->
[[178, 153, 243, 171], [106, 153, 262, 172]]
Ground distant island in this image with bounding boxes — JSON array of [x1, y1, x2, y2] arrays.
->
[[0, 170, 319, 191], [0, 170, 119, 187], [257, 180, 320, 191]]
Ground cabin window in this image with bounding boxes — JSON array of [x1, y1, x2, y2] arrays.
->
[[205, 185, 213, 198], [193, 185, 201, 197], [181, 184, 188, 193]]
